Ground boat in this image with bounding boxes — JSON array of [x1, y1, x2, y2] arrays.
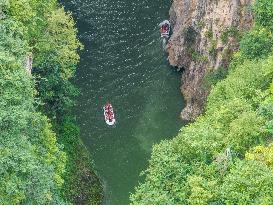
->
[[159, 20, 171, 39], [103, 103, 116, 126]]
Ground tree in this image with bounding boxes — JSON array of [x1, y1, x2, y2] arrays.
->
[[0, 55, 66, 204], [220, 160, 273, 205], [240, 27, 273, 59], [254, 0, 273, 30], [245, 143, 273, 168]]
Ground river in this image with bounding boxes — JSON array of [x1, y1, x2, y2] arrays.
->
[[61, 0, 185, 204]]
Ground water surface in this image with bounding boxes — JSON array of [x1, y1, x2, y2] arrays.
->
[[61, 0, 185, 204]]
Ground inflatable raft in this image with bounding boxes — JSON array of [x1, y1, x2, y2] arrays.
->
[[159, 20, 171, 39], [103, 103, 116, 126]]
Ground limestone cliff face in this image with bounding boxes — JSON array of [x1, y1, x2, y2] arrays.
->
[[168, 0, 254, 120]]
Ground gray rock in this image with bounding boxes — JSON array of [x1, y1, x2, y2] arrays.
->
[[167, 0, 254, 120]]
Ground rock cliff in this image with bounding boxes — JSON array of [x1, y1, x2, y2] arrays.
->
[[168, 0, 254, 120]]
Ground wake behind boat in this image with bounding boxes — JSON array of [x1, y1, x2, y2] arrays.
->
[[103, 103, 116, 126]]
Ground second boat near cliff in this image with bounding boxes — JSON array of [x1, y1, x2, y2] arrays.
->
[[159, 20, 171, 39]]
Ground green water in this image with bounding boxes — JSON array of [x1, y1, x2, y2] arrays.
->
[[61, 0, 185, 204]]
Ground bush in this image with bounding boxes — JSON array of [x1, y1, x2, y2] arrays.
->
[[254, 0, 273, 30], [58, 117, 103, 204], [240, 27, 273, 59], [0, 51, 66, 205], [220, 160, 273, 204]]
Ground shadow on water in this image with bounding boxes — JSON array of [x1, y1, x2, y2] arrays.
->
[[61, 0, 185, 204]]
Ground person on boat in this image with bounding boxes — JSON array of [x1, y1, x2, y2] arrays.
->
[[162, 24, 168, 33], [105, 102, 111, 110], [160, 26, 164, 33], [108, 112, 113, 121], [106, 109, 112, 117]]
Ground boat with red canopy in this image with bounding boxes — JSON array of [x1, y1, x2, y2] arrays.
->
[[103, 103, 116, 126], [159, 20, 171, 39]]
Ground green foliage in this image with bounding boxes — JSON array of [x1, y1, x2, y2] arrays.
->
[[4, 0, 82, 119], [240, 27, 273, 59], [203, 66, 228, 89], [0, 0, 102, 204], [204, 29, 213, 39], [186, 175, 216, 205], [221, 27, 240, 44], [9, 0, 35, 22], [0, 52, 66, 204], [188, 47, 208, 63], [226, 111, 266, 155], [221, 48, 233, 62], [246, 143, 273, 168], [130, 141, 193, 205], [254, 0, 273, 30], [29, 5, 82, 119], [262, 83, 273, 134], [207, 56, 273, 109], [208, 39, 217, 59], [58, 117, 103, 204], [34, 7, 81, 79], [185, 160, 273, 205], [197, 21, 205, 29], [0, 19, 28, 58], [220, 160, 273, 204]]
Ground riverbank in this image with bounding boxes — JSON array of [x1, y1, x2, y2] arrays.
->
[[0, 1, 103, 204], [58, 117, 103, 204], [131, 0, 273, 203]]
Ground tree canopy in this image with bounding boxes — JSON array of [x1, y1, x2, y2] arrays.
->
[[0, 0, 102, 204]]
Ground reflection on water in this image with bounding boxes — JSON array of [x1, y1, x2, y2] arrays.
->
[[61, 0, 185, 204]]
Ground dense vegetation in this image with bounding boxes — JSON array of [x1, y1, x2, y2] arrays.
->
[[131, 0, 273, 204], [0, 0, 102, 204]]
